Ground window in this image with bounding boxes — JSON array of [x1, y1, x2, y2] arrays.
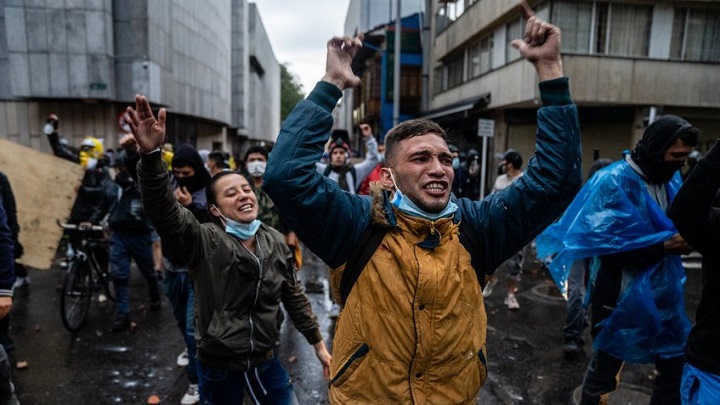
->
[[671, 8, 720, 62], [550, 1, 651, 57], [506, 17, 524, 63], [467, 36, 492, 78], [606, 4, 652, 57], [552, 1, 593, 53], [446, 54, 465, 89], [433, 66, 445, 95], [436, 1, 468, 34], [400, 66, 422, 115]]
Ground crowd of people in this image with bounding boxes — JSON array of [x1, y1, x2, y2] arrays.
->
[[0, 4, 717, 405]]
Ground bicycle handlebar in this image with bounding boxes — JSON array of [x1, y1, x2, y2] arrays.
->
[[56, 219, 104, 232]]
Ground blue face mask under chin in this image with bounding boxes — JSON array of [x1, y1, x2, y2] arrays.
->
[[388, 171, 458, 221], [218, 212, 261, 240]]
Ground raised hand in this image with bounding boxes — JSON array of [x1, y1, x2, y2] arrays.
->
[[321, 34, 364, 91], [360, 122, 373, 138], [511, 1, 563, 81], [126, 95, 167, 154], [119, 133, 138, 151], [174, 186, 193, 207]]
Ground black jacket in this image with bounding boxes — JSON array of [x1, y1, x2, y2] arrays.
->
[[95, 150, 153, 233], [0, 173, 21, 258], [668, 139, 720, 375]]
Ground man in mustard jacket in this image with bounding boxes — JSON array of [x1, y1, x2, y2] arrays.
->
[[264, 7, 582, 404]]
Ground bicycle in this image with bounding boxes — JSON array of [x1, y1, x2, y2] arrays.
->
[[57, 221, 116, 332]]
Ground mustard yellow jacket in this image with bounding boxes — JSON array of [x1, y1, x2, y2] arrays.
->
[[328, 188, 488, 403]]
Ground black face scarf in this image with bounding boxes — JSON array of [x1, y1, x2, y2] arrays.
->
[[631, 115, 694, 184], [115, 170, 134, 189], [176, 176, 198, 191]]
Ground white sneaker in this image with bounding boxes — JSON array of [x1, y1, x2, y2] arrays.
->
[[176, 348, 189, 367], [181, 383, 200, 405], [504, 294, 520, 310], [12, 276, 29, 289]]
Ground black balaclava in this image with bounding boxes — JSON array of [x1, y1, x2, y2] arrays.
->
[[631, 115, 694, 184], [172, 144, 211, 192]]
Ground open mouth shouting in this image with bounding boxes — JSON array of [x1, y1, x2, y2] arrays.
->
[[424, 181, 448, 197]]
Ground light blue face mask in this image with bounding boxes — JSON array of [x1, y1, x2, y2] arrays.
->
[[389, 171, 457, 221], [226, 217, 261, 240], [452, 157, 460, 169], [216, 210, 261, 240]]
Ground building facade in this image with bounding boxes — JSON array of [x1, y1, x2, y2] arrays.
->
[[340, 0, 425, 142], [0, 0, 279, 157], [428, 0, 720, 194]]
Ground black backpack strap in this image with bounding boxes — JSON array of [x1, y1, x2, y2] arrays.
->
[[339, 225, 388, 305], [458, 220, 487, 288], [323, 165, 332, 177]]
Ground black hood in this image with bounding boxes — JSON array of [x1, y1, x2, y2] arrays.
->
[[171, 144, 211, 192], [631, 115, 696, 184]]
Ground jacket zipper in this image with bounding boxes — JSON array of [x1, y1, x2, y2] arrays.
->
[[330, 343, 370, 385], [240, 236, 264, 371]]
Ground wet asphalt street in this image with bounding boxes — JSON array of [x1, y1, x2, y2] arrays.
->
[[8, 247, 702, 404]]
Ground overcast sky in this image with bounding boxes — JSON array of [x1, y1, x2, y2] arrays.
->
[[252, 0, 352, 96]]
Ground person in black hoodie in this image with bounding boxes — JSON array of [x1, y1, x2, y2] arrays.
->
[[669, 138, 720, 404], [103, 147, 161, 331]]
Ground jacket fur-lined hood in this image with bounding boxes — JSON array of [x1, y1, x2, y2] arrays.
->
[[369, 181, 393, 228]]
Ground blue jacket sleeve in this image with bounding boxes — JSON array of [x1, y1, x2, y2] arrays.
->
[[264, 82, 373, 268], [0, 201, 15, 296], [459, 77, 582, 274]]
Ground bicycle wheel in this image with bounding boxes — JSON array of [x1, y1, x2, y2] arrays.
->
[[60, 259, 92, 332]]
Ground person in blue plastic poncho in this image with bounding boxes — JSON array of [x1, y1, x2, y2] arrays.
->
[[669, 139, 720, 405], [536, 115, 700, 405]]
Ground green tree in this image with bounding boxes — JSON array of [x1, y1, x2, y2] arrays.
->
[[280, 63, 305, 121]]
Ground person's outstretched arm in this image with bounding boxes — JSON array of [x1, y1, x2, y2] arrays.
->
[[352, 128, 379, 184], [126, 97, 206, 267], [669, 140, 720, 254], [265, 35, 374, 268], [461, 4, 582, 273], [46, 131, 80, 163]]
